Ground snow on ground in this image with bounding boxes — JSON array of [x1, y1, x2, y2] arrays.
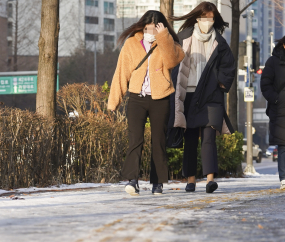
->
[[0, 175, 284, 242]]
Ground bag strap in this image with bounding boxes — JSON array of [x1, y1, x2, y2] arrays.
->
[[135, 45, 157, 70]]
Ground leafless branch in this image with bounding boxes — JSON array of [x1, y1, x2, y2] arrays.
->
[[240, 0, 258, 15]]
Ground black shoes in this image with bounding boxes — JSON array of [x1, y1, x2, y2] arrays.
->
[[206, 181, 218, 193], [152, 183, 163, 195], [125, 179, 139, 196], [185, 183, 196, 192]]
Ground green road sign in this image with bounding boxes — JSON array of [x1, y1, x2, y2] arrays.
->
[[0, 74, 59, 95]]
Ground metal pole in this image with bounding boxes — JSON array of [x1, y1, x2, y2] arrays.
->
[[270, 32, 274, 56], [244, 10, 256, 174]]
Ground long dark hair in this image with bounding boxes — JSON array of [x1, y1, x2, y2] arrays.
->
[[169, 1, 229, 34], [275, 36, 285, 49], [117, 10, 179, 47]]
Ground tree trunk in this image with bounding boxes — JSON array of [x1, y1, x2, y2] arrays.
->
[[160, 0, 174, 27], [36, 0, 60, 118], [228, 0, 240, 131]]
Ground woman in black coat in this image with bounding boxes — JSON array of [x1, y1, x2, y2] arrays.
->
[[168, 2, 235, 193], [261, 36, 285, 190]]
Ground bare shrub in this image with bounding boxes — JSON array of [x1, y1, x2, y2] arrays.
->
[[0, 83, 132, 189]]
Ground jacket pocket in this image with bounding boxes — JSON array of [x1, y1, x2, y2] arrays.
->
[[156, 69, 171, 85]]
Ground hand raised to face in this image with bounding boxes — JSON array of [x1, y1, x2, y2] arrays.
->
[[155, 22, 166, 33]]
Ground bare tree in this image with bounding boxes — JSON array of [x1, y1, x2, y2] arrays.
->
[[3, 0, 42, 71], [271, 0, 285, 29], [160, 0, 174, 26], [36, 0, 60, 118]]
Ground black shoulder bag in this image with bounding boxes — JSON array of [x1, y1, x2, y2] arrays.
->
[[135, 45, 157, 70]]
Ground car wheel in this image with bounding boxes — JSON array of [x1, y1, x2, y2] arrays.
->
[[256, 153, 262, 163]]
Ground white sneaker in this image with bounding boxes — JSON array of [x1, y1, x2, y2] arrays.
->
[[280, 180, 285, 190]]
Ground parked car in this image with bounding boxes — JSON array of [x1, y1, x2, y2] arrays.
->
[[242, 139, 263, 163], [266, 145, 276, 157], [272, 146, 278, 162]]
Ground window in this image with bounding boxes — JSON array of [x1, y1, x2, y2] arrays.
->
[[184, 5, 192, 11], [86, 0, 98, 7], [104, 35, 115, 49], [104, 18, 114, 31], [104, 2, 114, 14], [8, 4, 13, 18], [85, 33, 98, 41], [104, 35, 114, 41], [85, 16, 98, 24], [7, 22, 12, 37]]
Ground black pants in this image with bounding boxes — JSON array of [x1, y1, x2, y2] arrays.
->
[[183, 92, 218, 177], [121, 93, 170, 183]]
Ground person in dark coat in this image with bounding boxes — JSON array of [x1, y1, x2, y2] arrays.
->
[[261, 36, 285, 190], [168, 1, 235, 193]]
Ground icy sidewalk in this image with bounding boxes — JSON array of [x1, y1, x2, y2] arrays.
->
[[0, 175, 284, 242]]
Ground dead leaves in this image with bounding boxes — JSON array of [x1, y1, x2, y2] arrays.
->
[[258, 224, 264, 229]]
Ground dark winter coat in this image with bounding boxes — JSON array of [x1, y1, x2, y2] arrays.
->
[[167, 27, 235, 148], [261, 46, 285, 145]]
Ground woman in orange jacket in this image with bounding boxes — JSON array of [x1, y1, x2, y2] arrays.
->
[[108, 10, 184, 195]]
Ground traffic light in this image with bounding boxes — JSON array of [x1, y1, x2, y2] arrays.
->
[[239, 41, 247, 70], [238, 41, 260, 73], [252, 41, 260, 73]]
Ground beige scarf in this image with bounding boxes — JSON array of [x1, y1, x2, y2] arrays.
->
[[188, 23, 216, 89]]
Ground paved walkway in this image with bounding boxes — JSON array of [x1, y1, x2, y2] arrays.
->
[[0, 175, 284, 242]]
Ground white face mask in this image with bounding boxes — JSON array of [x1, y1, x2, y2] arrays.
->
[[144, 33, 156, 42], [198, 20, 214, 34]]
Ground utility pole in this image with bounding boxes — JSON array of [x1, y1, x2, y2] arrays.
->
[[243, 10, 256, 174]]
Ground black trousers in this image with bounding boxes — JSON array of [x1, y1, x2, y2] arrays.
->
[[121, 93, 170, 183], [183, 92, 218, 177]]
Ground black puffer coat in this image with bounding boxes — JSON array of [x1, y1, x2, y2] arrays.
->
[[261, 46, 285, 145], [167, 27, 235, 148]]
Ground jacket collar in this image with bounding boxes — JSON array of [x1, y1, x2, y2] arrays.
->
[[135, 31, 144, 41], [272, 46, 285, 65]]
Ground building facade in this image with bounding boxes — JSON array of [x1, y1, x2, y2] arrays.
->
[[116, 0, 199, 34], [5, 0, 116, 57], [0, 0, 8, 71]]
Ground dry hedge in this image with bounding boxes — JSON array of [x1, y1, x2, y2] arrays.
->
[[0, 84, 152, 189]]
